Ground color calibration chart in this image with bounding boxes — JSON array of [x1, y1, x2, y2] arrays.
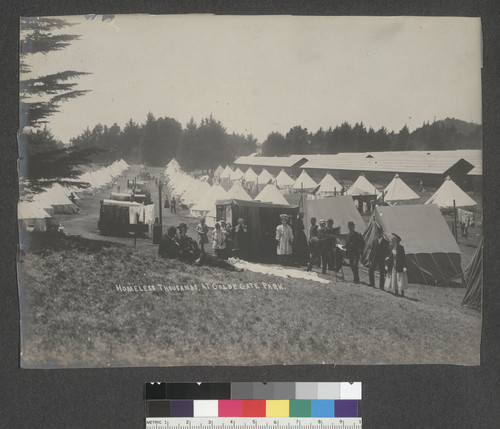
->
[[145, 383, 362, 429]]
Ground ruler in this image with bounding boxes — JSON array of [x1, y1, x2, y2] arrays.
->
[[146, 418, 362, 429]]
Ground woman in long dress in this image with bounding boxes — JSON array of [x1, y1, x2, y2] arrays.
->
[[196, 217, 209, 252], [276, 214, 294, 265], [385, 233, 407, 297], [212, 222, 226, 259]]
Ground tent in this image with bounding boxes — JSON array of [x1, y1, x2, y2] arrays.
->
[[292, 170, 317, 191], [304, 195, 366, 238], [242, 167, 258, 183], [214, 165, 224, 178], [220, 165, 234, 180], [383, 174, 420, 204], [461, 237, 482, 310], [425, 176, 477, 209], [255, 183, 290, 205], [180, 179, 211, 206], [190, 182, 228, 223], [18, 201, 51, 232], [215, 199, 299, 262], [230, 167, 244, 181], [274, 169, 295, 188], [226, 182, 253, 201], [315, 173, 343, 196], [346, 174, 380, 196], [257, 169, 274, 186], [362, 204, 463, 286]]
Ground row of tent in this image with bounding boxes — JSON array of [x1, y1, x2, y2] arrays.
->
[[18, 160, 130, 232], [214, 164, 477, 209], [165, 159, 291, 227]]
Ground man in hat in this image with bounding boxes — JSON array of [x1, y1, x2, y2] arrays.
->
[[233, 217, 248, 260], [306, 219, 335, 274], [368, 227, 390, 289], [345, 221, 365, 283], [170, 196, 177, 214], [158, 226, 181, 259], [276, 214, 294, 265], [176, 223, 199, 263], [308, 217, 320, 267]]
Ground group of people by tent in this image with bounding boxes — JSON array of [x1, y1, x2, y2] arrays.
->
[[162, 159, 481, 307]]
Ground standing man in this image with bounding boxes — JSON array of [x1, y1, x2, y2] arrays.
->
[[368, 227, 390, 289], [170, 196, 177, 214], [308, 217, 319, 267], [233, 217, 248, 260], [345, 221, 365, 284]]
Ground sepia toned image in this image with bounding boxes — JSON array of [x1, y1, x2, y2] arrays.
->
[[17, 15, 482, 368]]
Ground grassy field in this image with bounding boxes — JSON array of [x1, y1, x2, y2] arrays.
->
[[18, 232, 481, 368]]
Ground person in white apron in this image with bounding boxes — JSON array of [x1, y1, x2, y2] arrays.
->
[[276, 214, 294, 265]]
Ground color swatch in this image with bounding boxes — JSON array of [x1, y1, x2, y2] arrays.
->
[[145, 383, 361, 418]]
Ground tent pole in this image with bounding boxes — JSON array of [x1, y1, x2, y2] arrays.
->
[[158, 181, 163, 228], [453, 199, 458, 243]]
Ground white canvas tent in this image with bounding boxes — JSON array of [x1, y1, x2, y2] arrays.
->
[[346, 174, 380, 196], [292, 170, 317, 191], [274, 169, 295, 189], [220, 165, 234, 180], [242, 167, 258, 183], [18, 201, 51, 232], [255, 183, 290, 205], [214, 165, 224, 179], [383, 174, 420, 204], [226, 182, 253, 201], [425, 176, 477, 209], [257, 169, 274, 185], [316, 173, 343, 196], [190, 182, 228, 220], [230, 167, 244, 181]]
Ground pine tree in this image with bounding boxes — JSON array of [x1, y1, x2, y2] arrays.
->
[[19, 17, 93, 189]]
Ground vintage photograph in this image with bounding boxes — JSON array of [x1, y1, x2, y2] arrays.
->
[[18, 15, 482, 368]]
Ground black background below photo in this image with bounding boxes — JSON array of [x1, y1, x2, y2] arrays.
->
[[1, 1, 499, 428]]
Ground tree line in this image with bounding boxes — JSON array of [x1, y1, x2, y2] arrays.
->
[[261, 120, 481, 156], [69, 113, 258, 169]]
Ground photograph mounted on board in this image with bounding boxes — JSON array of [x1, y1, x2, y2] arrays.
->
[[17, 14, 483, 368]]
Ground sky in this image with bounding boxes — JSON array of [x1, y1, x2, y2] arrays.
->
[[22, 15, 482, 144]]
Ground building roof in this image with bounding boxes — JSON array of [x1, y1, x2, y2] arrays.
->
[[301, 149, 482, 176], [234, 154, 308, 168]]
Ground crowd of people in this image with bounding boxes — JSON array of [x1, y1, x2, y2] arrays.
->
[[157, 211, 407, 296]]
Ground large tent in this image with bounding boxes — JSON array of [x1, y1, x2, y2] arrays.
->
[[346, 174, 380, 196], [255, 183, 290, 205], [383, 174, 420, 204], [304, 196, 366, 238], [425, 176, 477, 209], [362, 204, 463, 286], [292, 170, 317, 191], [461, 237, 483, 310], [226, 182, 253, 201], [215, 199, 299, 262], [315, 173, 343, 196]]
